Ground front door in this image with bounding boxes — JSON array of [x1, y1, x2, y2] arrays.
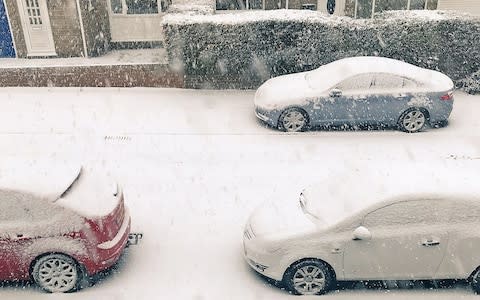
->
[[0, 0, 15, 57], [343, 200, 450, 280], [16, 0, 56, 56]]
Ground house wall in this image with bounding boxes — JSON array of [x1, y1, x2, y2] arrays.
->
[[46, 0, 84, 57], [5, 0, 110, 58], [4, 0, 27, 57], [437, 0, 480, 16]]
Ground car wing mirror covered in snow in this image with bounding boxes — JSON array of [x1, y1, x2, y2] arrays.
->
[[352, 226, 372, 241], [329, 88, 342, 97]]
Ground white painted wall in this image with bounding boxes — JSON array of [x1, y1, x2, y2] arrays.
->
[[437, 0, 480, 16], [317, 0, 346, 15]]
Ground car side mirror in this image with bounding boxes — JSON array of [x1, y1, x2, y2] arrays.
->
[[329, 88, 342, 97], [352, 226, 372, 241]]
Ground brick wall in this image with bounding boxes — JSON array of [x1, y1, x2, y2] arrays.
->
[[4, 0, 27, 57], [0, 64, 184, 88], [46, 0, 83, 57]]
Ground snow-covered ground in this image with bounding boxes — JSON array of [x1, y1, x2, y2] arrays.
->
[[0, 88, 479, 299]]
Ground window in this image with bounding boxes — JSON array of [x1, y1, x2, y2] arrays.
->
[[372, 74, 419, 90], [337, 74, 373, 91], [111, 0, 123, 13], [111, 0, 170, 15], [372, 74, 404, 90], [363, 200, 448, 228], [410, 0, 426, 10], [374, 0, 408, 13], [126, 0, 158, 14], [216, 0, 263, 10], [327, 0, 335, 14]]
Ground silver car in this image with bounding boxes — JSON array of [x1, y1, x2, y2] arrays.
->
[[254, 57, 454, 133], [244, 186, 480, 295]]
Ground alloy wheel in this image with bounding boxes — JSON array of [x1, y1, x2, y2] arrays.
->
[[292, 265, 326, 295], [282, 110, 307, 132], [35, 256, 79, 293], [401, 109, 426, 132]]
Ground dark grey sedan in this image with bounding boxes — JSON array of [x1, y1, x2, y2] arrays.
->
[[254, 57, 454, 133]]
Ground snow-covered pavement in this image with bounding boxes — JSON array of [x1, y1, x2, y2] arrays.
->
[[0, 88, 479, 300]]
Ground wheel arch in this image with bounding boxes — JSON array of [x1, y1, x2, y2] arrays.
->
[[468, 265, 480, 282], [29, 251, 84, 280], [400, 106, 431, 122], [277, 106, 311, 130], [282, 257, 337, 283]]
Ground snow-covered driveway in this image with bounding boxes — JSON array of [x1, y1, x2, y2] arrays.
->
[[0, 88, 479, 300]]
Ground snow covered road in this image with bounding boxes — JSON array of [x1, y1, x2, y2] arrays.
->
[[0, 88, 479, 300]]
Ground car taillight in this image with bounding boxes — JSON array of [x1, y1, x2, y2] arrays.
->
[[440, 92, 453, 101]]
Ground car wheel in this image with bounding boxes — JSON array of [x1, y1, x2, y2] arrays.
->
[[32, 254, 83, 293], [283, 259, 335, 295], [398, 108, 427, 133], [278, 108, 309, 132], [471, 269, 480, 293]]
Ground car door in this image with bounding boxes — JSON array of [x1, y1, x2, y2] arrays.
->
[[343, 199, 450, 280], [366, 74, 418, 123], [313, 74, 373, 124], [0, 191, 36, 280]]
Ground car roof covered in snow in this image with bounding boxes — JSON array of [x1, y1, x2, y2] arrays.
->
[[302, 163, 480, 227], [306, 56, 453, 91], [0, 159, 81, 201]]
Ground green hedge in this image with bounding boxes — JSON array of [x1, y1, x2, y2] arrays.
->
[[163, 10, 480, 91]]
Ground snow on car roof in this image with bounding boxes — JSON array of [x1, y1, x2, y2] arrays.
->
[[306, 56, 453, 91], [303, 163, 480, 227], [0, 158, 81, 201]]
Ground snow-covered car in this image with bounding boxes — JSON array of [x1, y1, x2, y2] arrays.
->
[[254, 57, 454, 133], [243, 172, 480, 296], [0, 162, 130, 293]]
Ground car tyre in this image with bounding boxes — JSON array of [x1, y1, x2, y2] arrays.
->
[[278, 108, 309, 132], [32, 253, 83, 293], [471, 269, 480, 294], [398, 108, 427, 133], [283, 259, 335, 295]]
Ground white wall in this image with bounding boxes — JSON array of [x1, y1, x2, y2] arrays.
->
[[317, 0, 346, 15], [437, 0, 480, 16]]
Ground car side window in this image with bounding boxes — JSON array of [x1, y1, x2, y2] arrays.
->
[[363, 199, 448, 228], [371, 73, 404, 90], [0, 190, 61, 224], [446, 199, 480, 223], [402, 77, 418, 88], [0, 191, 33, 223], [336, 74, 373, 92]]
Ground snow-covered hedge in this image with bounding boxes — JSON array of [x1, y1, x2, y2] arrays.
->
[[163, 10, 480, 90], [458, 70, 480, 94]]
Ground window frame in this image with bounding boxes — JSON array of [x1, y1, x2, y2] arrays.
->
[[216, 0, 266, 11], [109, 0, 170, 16]]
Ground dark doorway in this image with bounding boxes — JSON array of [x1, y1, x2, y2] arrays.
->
[[0, 0, 15, 57]]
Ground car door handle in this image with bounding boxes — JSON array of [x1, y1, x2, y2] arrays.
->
[[422, 239, 440, 247], [396, 95, 408, 99]]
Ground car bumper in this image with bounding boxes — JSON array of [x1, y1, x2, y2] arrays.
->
[[243, 238, 285, 281], [254, 106, 280, 128], [83, 212, 131, 275]]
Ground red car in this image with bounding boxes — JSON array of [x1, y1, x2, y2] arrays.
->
[[0, 162, 130, 293]]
